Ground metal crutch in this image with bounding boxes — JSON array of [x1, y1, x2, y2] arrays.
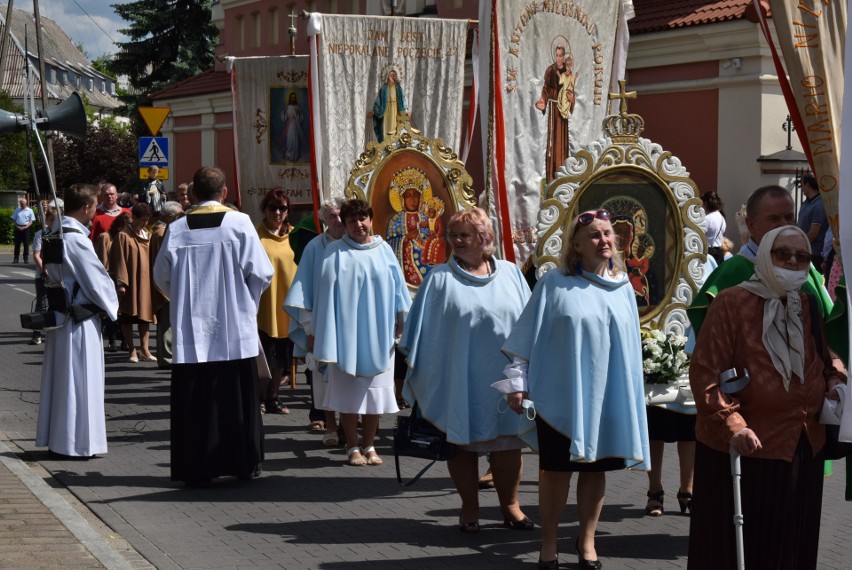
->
[[719, 367, 750, 570], [730, 448, 745, 570]]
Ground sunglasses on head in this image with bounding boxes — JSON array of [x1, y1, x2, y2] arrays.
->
[[267, 204, 288, 212], [576, 209, 611, 226]]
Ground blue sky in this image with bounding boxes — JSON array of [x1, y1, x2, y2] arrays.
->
[[16, 0, 130, 60]]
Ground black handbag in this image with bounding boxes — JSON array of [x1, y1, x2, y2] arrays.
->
[[393, 403, 456, 486]]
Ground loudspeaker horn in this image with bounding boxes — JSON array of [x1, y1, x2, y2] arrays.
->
[[38, 92, 87, 139], [0, 108, 27, 136]]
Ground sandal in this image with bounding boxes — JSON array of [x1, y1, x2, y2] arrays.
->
[[322, 430, 339, 446], [478, 468, 495, 489], [267, 401, 290, 414], [363, 446, 383, 466], [645, 489, 664, 517], [346, 447, 366, 466], [458, 518, 480, 533], [309, 420, 326, 432]]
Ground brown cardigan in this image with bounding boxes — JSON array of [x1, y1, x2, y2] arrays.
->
[[689, 287, 836, 460]]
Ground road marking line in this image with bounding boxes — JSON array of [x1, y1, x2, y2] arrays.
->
[[6, 285, 35, 296]]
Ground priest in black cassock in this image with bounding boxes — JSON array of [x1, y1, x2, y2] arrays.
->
[[153, 166, 274, 486]]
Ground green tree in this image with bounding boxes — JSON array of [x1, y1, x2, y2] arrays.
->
[[109, 0, 218, 104], [91, 54, 117, 80], [40, 118, 137, 194], [0, 90, 31, 191]]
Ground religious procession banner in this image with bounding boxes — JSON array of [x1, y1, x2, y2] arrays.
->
[[758, 1, 845, 247], [478, 0, 633, 265], [307, 13, 468, 202], [229, 56, 312, 223]]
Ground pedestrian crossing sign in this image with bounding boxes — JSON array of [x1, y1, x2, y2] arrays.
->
[[139, 137, 169, 166]]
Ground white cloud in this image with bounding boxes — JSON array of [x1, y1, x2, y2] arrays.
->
[[16, 0, 132, 60]]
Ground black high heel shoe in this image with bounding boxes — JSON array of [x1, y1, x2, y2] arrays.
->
[[537, 553, 558, 569], [576, 539, 602, 569], [501, 507, 535, 530], [645, 489, 664, 517], [677, 490, 693, 515]]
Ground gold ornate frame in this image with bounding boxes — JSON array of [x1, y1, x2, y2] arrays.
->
[[345, 116, 476, 292], [534, 82, 708, 335]]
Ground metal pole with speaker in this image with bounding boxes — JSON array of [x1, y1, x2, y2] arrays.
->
[[1, 54, 88, 330]]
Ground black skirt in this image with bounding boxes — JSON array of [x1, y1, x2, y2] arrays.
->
[[646, 405, 696, 443], [170, 358, 264, 482], [536, 416, 627, 472], [687, 436, 824, 569]]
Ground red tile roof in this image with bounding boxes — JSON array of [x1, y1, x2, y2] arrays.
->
[[149, 68, 230, 101], [630, 0, 767, 34]]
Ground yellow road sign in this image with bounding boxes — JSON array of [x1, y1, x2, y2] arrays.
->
[[138, 106, 171, 136], [139, 167, 169, 180]]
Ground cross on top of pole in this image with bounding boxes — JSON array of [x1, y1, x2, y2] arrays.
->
[[610, 80, 637, 115]]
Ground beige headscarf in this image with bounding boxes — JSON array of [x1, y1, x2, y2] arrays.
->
[[737, 225, 811, 391]]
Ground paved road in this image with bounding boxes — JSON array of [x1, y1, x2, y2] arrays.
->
[[0, 254, 849, 569]]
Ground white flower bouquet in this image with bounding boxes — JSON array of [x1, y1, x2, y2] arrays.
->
[[641, 327, 689, 385]]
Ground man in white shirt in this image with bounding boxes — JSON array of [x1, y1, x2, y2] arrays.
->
[[11, 197, 36, 263], [153, 166, 273, 487]]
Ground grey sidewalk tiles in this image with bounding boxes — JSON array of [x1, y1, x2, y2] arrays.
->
[[0, 255, 849, 569]]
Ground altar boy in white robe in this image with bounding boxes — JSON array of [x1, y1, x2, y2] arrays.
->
[[153, 166, 273, 486], [37, 183, 119, 458]]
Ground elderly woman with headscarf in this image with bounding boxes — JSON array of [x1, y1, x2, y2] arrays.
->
[[498, 209, 650, 569], [400, 207, 533, 533], [687, 225, 845, 569]]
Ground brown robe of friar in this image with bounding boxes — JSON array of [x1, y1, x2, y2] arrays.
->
[[109, 227, 155, 323]]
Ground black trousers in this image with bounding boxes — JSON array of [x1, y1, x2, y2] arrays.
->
[[13, 227, 30, 261]]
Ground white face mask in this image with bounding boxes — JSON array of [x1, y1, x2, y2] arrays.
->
[[773, 267, 808, 291]]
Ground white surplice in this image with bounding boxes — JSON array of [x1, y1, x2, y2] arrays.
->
[[152, 203, 273, 364], [36, 216, 119, 457]]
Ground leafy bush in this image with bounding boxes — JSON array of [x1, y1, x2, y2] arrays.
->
[[0, 207, 45, 245]]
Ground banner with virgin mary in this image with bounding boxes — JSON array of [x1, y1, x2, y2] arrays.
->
[[478, 1, 633, 266], [229, 56, 312, 223], [307, 14, 469, 203]]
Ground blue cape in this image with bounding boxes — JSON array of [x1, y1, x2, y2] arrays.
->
[[283, 232, 335, 357], [400, 258, 533, 445], [502, 269, 650, 469], [313, 235, 411, 377]]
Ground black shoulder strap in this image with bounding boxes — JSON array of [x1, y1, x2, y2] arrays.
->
[[395, 453, 437, 487]]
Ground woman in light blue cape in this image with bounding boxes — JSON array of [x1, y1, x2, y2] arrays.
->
[[283, 197, 346, 445], [400, 208, 534, 533], [498, 210, 649, 569], [312, 200, 410, 467]]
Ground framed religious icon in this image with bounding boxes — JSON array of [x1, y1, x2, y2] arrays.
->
[[345, 115, 475, 292], [269, 86, 310, 165], [534, 82, 708, 334]]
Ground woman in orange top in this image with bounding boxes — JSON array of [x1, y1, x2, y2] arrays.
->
[[687, 225, 844, 569]]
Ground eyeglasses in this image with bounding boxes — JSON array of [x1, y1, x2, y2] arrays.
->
[[770, 249, 811, 266], [267, 205, 288, 212], [576, 209, 611, 226]]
